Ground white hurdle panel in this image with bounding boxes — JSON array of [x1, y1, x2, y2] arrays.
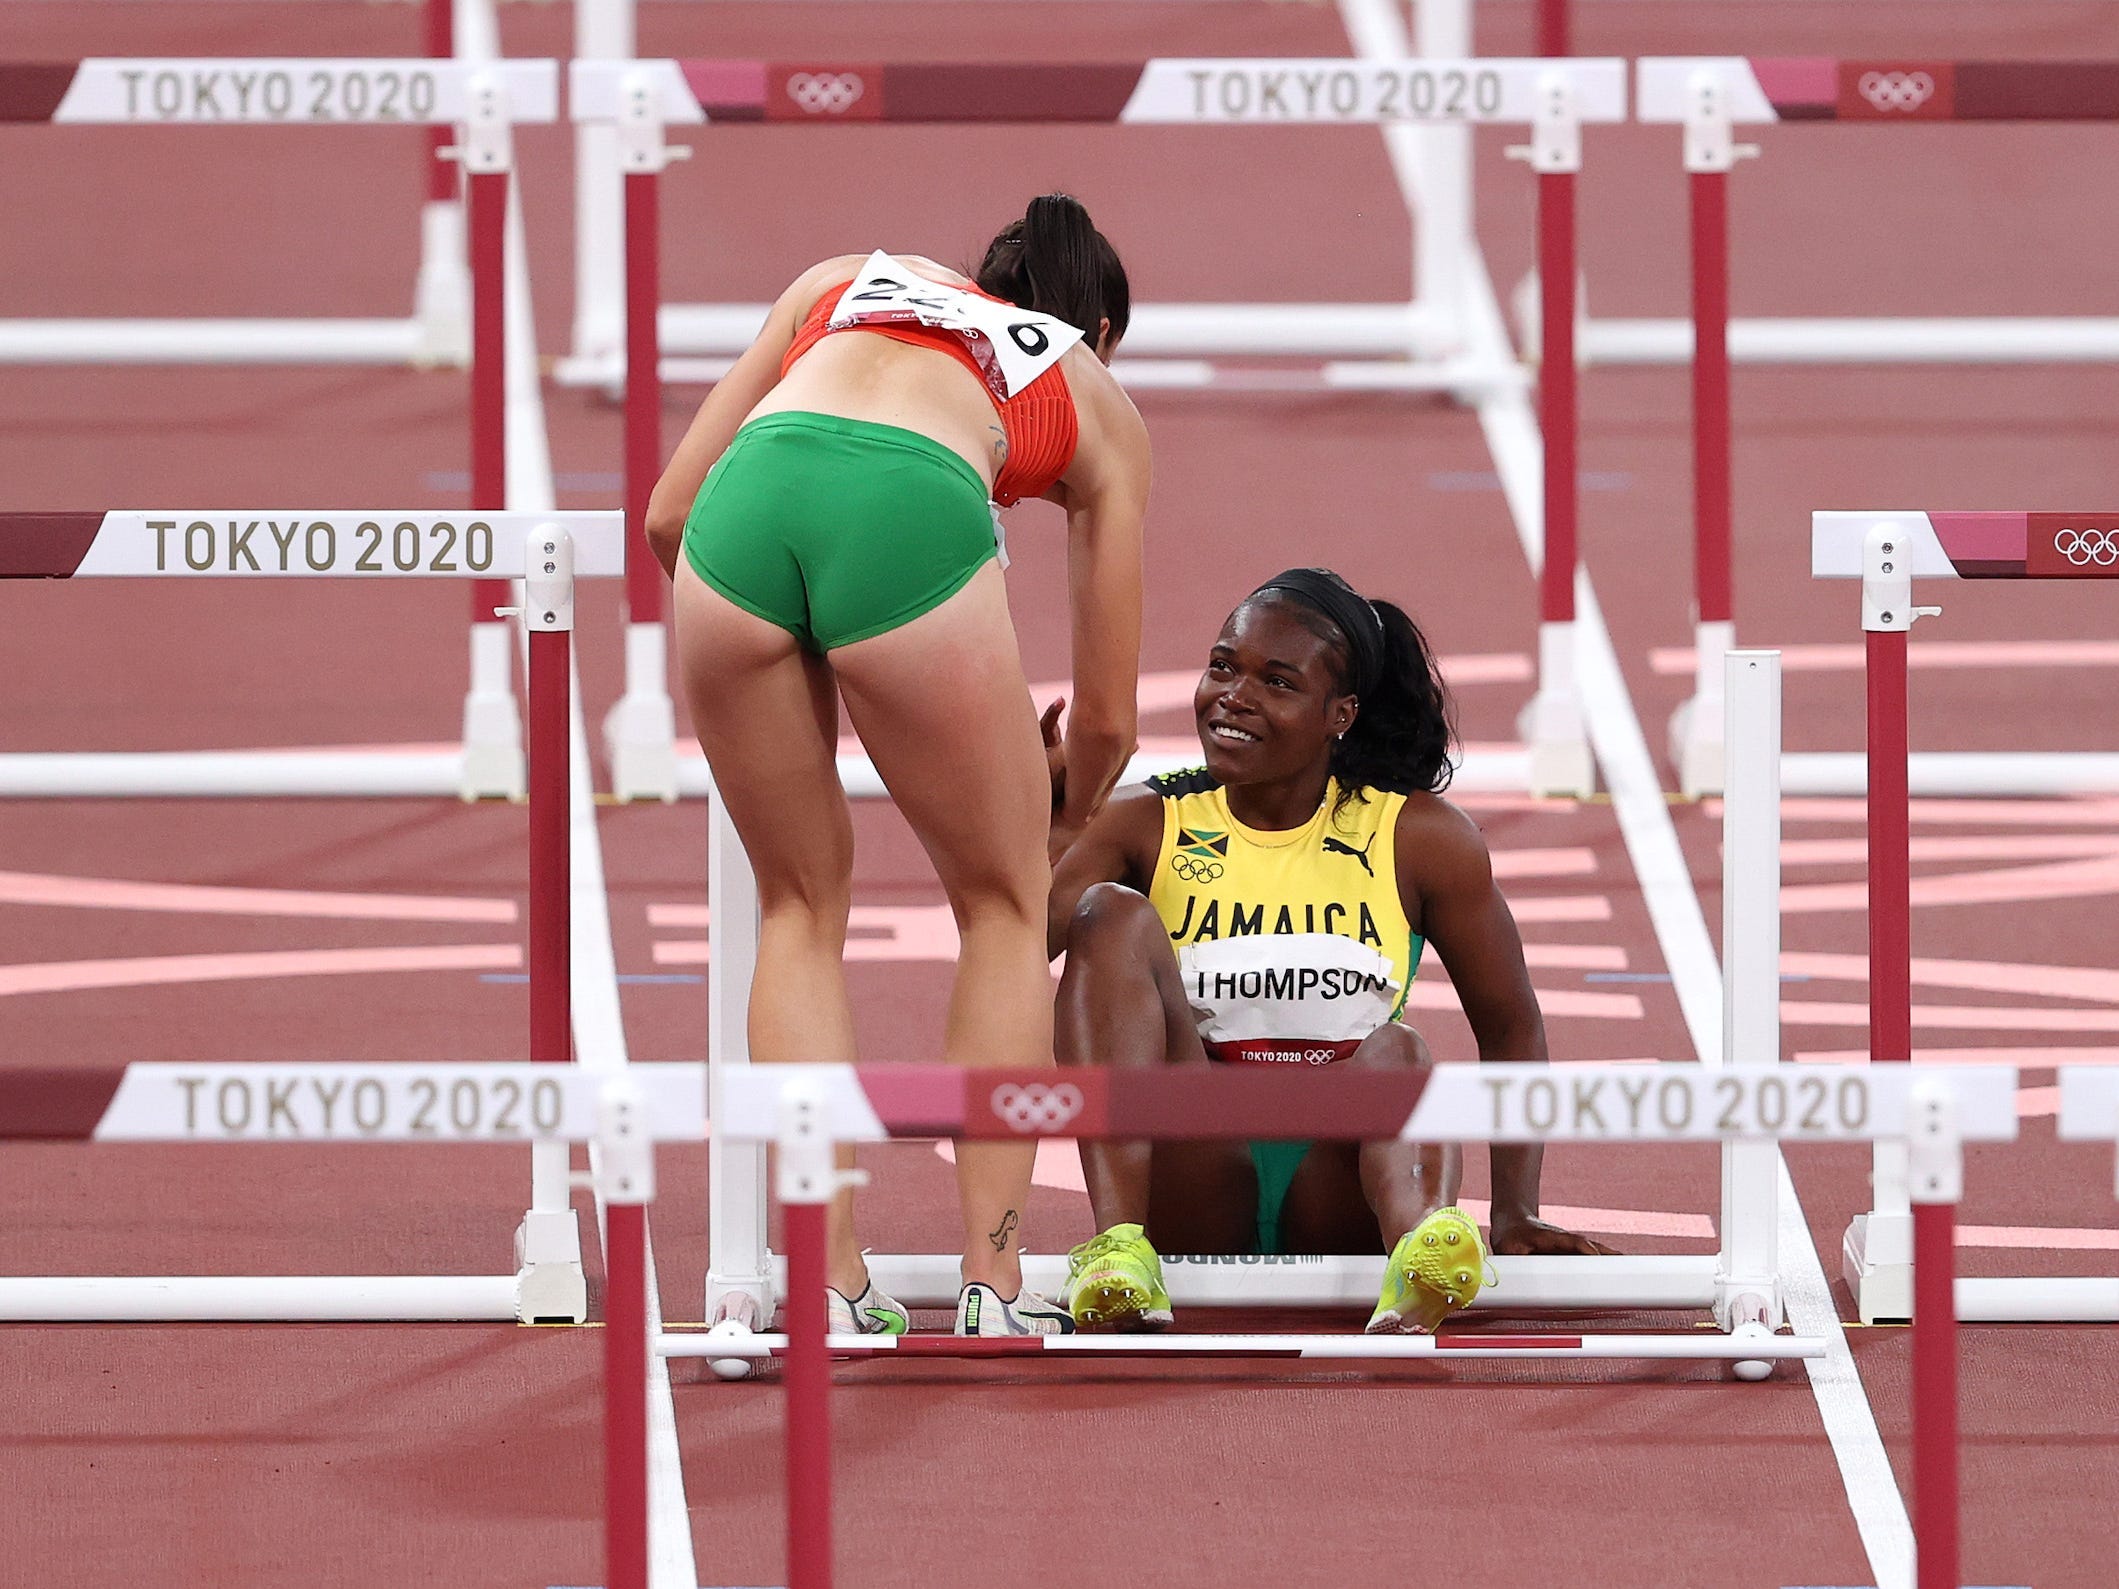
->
[[0, 512, 623, 1324]]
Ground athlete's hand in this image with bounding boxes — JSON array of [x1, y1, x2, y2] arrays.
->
[[1040, 697, 1067, 812], [1489, 1215, 1618, 1258]]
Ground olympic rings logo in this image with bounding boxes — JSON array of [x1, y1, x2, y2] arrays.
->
[[2055, 528, 2119, 567], [989, 1082, 1085, 1134], [1170, 855, 1224, 883], [1857, 71, 1935, 112], [786, 72, 865, 116]]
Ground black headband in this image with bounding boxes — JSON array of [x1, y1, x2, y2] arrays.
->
[[1251, 568, 1386, 699]]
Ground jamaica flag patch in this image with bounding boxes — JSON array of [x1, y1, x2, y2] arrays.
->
[[1177, 827, 1229, 859]]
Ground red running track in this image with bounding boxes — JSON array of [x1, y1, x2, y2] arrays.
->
[[4, 2, 2119, 1587]]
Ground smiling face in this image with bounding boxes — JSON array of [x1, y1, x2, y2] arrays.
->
[[1194, 595, 1359, 787]]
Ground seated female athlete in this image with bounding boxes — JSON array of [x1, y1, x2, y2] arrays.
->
[[646, 196, 1151, 1337], [1047, 568, 1613, 1334]]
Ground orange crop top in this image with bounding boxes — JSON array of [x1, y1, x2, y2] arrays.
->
[[780, 280, 1080, 506]]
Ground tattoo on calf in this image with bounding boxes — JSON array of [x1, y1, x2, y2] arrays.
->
[[989, 1210, 1020, 1252]]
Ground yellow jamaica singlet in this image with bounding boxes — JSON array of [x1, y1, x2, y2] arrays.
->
[[1144, 769, 1423, 1066]]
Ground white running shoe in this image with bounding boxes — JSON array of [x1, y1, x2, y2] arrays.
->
[[955, 1281, 1075, 1336], [826, 1278, 909, 1336]]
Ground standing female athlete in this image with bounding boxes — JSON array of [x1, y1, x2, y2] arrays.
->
[[645, 196, 1150, 1337], [1047, 568, 1613, 1333]]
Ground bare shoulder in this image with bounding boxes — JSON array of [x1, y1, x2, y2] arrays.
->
[[1060, 353, 1149, 489], [1095, 782, 1167, 847], [1394, 791, 1497, 890]]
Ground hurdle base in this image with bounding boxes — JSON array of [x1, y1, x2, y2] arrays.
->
[[514, 1209, 589, 1324], [602, 625, 679, 803], [661, 1329, 1826, 1364], [705, 1270, 774, 1332], [0, 318, 429, 366], [1843, 1212, 1914, 1324], [1580, 313, 2119, 367], [1954, 1276, 2119, 1323], [462, 622, 527, 802], [1517, 699, 1596, 799], [827, 1252, 1719, 1312], [1669, 693, 1725, 799], [412, 198, 473, 370], [0, 750, 469, 799], [1668, 620, 1734, 798], [1782, 751, 2119, 798], [0, 1274, 521, 1322], [678, 747, 1540, 801]]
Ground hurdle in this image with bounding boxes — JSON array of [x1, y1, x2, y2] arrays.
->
[[693, 650, 1807, 1351], [0, 3, 470, 370], [0, 509, 624, 1321], [1813, 510, 2119, 1324], [0, 55, 560, 801], [0, 1056, 2032, 1589], [568, 32, 1625, 801], [0, 1058, 700, 1589], [562, 0, 1491, 392], [690, 1057, 2015, 1589], [1636, 58, 2119, 797]]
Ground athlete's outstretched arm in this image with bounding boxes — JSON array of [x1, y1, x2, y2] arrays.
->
[[1046, 786, 1161, 958], [1399, 797, 1617, 1258], [644, 255, 867, 577], [1048, 380, 1149, 856]]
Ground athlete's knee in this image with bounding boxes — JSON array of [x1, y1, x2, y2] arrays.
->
[[756, 879, 852, 947], [947, 861, 1049, 937], [1348, 1021, 1434, 1074], [1064, 882, 1163, 960]]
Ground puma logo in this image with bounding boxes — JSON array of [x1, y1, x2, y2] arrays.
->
[[1322, 835, 1375, 876]]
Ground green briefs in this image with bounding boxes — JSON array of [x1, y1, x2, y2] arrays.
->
[[1248, 1140, 1313, 1255], [682, 411, 998, 652]]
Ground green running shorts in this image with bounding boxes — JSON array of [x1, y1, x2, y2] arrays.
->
[[682, 411, 998, 652]]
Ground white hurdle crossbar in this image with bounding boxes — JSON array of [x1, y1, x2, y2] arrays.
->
[[702, 649, 1793, 1331], [0, 56, 562, 802], [0, 511, 623, 1323]]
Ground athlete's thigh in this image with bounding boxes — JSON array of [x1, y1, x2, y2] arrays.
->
[[1145, 1140, 1262, 1255], [1274, 1144, 1377, 1255], [828, 563, 1048, 905], [673, 560, 851, 901]]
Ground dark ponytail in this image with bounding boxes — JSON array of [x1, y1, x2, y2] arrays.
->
[[1248, 568, 1457, 801], [1335, 598, 1457, 798], [976, 193, 1131, 346]]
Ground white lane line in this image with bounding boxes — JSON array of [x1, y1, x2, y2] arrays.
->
[[461, 0, 697, 1577]]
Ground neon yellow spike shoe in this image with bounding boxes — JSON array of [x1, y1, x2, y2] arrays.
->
[[1063, 1223, 1174, 1332], [1366, 1206, 1495, 1335]]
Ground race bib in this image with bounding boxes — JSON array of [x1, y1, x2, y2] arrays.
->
[[829, 251, 1082, 399], [1178, 932, 1402, 1060]]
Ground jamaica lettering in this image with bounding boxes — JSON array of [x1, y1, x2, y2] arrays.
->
[[1168, 895, 1382, 948]]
